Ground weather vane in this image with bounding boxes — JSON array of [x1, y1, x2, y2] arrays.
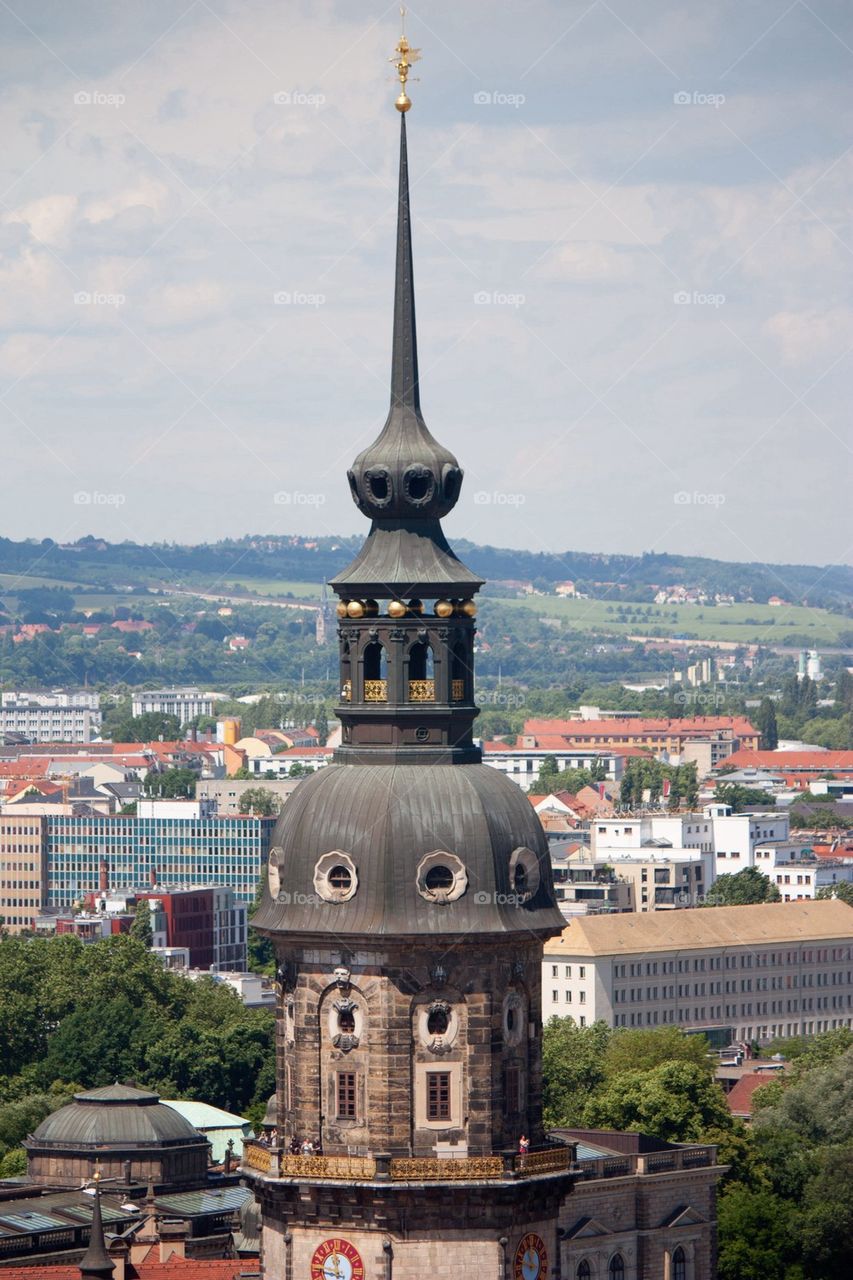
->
[[390, 6, 421, 112]]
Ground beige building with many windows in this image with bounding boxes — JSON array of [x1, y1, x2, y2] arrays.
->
[[0, 813, 48, 932], [542, 899, 853, 1044]]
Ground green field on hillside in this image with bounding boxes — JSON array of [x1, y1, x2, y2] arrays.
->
[[500, 596, 849, 645], [216, 579, 321, 600]]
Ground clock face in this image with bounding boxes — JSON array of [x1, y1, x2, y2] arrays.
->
[[310, 1238, 365, 1280], [514, 1234, 548, 1280]]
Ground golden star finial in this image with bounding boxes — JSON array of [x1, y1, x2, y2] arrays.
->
[[390, 6, 421, 112]]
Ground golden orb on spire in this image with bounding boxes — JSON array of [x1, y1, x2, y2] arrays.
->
[[390, 6, 420, 112]]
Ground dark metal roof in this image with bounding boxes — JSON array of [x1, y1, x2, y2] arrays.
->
[[330, 518, 483, 596], [252, 762, 566, 938], [30, 1086, 206, 1149], [155, 1187, 250, 1218]]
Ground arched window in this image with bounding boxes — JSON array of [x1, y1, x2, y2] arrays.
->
[[341, 640, 352, 701], [408, 640, 434, 680], [672, 1246, 686, 1280], [362, 640, 387, 700], [609, 1256, 624, 1280], [408, 640, 434, 701], [577, 1264, 591, 1280]]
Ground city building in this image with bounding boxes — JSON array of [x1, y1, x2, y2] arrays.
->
[[25, 1083, 211, 1189], [0, 811, 47, 932], [138, 885, 248, 971], [592, 804, 793, 882], [42, 811, 275, 906], [522, 716, 759, 766], [131, 687, 215, 725], [196, 777, 300, 816], [240, 56, 724, 1280], [0, 689, 102, 743], [542, 899, 853, 1043], [481, 741, 629, 791]]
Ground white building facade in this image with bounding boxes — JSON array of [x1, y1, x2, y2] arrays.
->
[[131, 687, 215, 724], [542, 899, 853, 1045]]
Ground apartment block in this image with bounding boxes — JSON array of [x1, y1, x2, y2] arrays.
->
[[0, 812, 47, 932], [131, 687, 215, 724], [0, 694, 102, 743], [542, 899, 853, 1045]]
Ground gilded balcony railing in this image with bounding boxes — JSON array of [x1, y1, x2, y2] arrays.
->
[[279, 1154, 377, 1179], [451, 679, 465, 701], [408, 679, 435, 702], [363, 679, 388, 702], [243, 1142, 273, 1174], [390, 1155, 503, 1181], [515, 1147, 573, 1175]]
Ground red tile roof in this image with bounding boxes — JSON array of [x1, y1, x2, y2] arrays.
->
[[726, 1070, 783, 1117], [0, 1264, 258, 1280], [717, 750, 853, 773]]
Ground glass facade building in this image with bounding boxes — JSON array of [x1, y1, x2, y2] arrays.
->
[[45, 813, 276, 906]]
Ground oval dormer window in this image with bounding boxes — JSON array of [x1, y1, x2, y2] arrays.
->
[[364, 467, 392, 506], [442, 465, 462, 504], [403, 464, 435, 506]]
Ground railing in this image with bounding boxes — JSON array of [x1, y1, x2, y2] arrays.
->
[[241, 1140, 574, 1183], [390, 1156, 503, 1181], [243, 1142, 273, 1174], [451, 679, 465, 701], [363, 679, 388, 702], [515, 1147, 573, 1176], [279, 1154, 377, 1179], [408, 679, 435, 702]]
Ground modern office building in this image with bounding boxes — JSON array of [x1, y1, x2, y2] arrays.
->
[[0, 812, 48, 931], [543, 899, 853, 1044], [44, 811, 275, 906]]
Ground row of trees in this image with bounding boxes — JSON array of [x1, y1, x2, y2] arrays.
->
[[542, 1020, 853, 1278], [0, 933, 275, 1172]]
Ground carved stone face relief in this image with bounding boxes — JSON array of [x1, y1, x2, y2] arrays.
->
[[416, 998, 459, 1054], [327, 994, 363, 1052], [267, 847, 283, 899]]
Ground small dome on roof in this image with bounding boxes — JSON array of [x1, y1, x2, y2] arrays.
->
[[31, 1083, 204, 1148]]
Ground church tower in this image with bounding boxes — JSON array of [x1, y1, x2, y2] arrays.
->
[[247, 19, 574, 1279]]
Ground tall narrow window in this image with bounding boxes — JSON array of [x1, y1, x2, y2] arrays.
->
[[337, 1071, 357, 1118], [609, 1256, 625, 1280], [426, 1071, 451, 1120], [504, 1063, 520, 1115], [672, 1247, 686, 1280], [577, 1264, 591, 1280]]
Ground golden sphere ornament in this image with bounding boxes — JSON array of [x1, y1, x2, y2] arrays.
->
[[460, 599, 477, 618], [335, 602, 348, 619], [387, 600, 406, 618], [434, 599, 454, 618], [346, 600, 365, 618]]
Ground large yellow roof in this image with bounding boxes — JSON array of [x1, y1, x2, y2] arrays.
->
[[544, 899, 853, 957]]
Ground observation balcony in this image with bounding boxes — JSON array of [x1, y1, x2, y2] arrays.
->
[[241, 1139, 575, 1184]]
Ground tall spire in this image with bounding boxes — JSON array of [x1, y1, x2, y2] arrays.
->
[[79, 1179, 115, 1280], [390, 113, 419, 412]]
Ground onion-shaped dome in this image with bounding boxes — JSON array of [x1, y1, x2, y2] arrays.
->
[[252, 762, 565, 939]]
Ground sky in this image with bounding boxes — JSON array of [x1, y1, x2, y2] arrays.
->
[[0, 0, 851, 570]]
